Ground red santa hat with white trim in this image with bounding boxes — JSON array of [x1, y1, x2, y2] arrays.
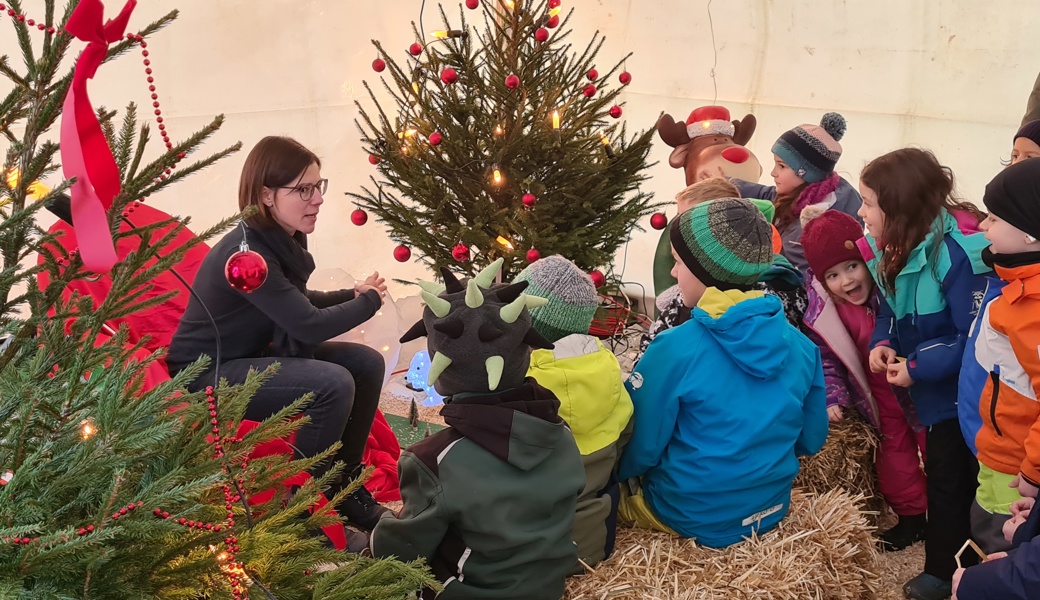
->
[[684, 105, 735, 139]]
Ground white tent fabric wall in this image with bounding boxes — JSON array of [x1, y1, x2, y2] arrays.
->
[[6, 0, 1036, 302]]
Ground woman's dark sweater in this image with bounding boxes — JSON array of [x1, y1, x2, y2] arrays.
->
[[166, 225, 381, 374]]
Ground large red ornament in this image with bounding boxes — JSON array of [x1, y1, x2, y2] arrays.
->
[[535, 27, 549, 42], [583, 84, 597, 98], [526, 248, 541, 263], [351, 208, 368, 226], [368, 154, 381, 165], [609, 105, 623, 118], [587, 68, 598, 81], [589, 269, 606, 288], [619, 71, 632, 85], [650, 212, 668, 230], [409, 43, 423, 56], [429, 132, 443, 146], [505, 74, 520, 89], [225, 249, 268, 293], [372, 58, 386, 72], [440, 68, 458, 84], [466, 0, 479, 8], [548, 0, 561, 7], [546, 15, 560, 28], [522, 193, 537, 208], [393, 244, 412, 262], [452, 243, 471, 262]]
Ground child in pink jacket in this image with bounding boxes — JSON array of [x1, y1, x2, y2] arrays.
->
[[799, 207, 928, 550]]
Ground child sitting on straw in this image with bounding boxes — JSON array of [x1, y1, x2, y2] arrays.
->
[[516, 255, 634, 569], [799, 207, 928, 551], [372, 259, 585, 600], [618, 198, 828, 548]]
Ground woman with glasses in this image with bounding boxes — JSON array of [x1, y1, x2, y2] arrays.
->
[[167, 136, 391, 540]]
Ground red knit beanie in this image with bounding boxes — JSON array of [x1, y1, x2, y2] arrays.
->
[[800, 207, 864, 283]]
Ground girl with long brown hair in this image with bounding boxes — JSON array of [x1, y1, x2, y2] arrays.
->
[[856, 148, 992, 600]]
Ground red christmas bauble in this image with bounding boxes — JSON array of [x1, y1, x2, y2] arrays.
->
[[609, 105, 623, 118], [225, 250, 268, 293], [535, 27, 549, 42], [548, 0, 561, 7], [466, 0, 479, 8], [351, 208, 368, 226], [368, 154, 380, 165], [589, 269, 606, 288], [372, 58, 386, 72], [505, 74, 520, 89], [526, 248, 541, 263], [587, 68, 598, 81], [650, 212, 668, 230], [583, 84, 597, 98], [522, 193, 537, 208], [429, 131, 443, 146], [409, 42, 423, 56], [440, 68, 458, 84], [393, 244, 412, 262], [619, 71, 632, 85], [452, 243, 470, 262], [546, 14, 560, 28]]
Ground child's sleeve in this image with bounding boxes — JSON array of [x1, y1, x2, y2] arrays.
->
[[955, 544, 1040, 600], [370, 451, 450, 562], [731, 178, 778, 202], [805, 329, 853, 409], [870, 294, 903, 356], [907, 249, 990, 383], [617, 331, 690, 481], [1012, 316, 1040, 485], [795, 346, 829, 456]]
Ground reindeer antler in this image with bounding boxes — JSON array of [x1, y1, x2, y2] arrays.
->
[[656, 113, 691, 148]]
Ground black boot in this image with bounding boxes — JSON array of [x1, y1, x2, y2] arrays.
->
[[879, 513, 926, 552], [336, 466, 392, 532]]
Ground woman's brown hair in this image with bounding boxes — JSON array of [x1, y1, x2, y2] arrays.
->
[[239, 136, 321, 225], [860, 148, 984, 292]]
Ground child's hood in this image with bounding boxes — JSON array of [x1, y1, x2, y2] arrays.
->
[[692, 287, 791, 379], [440, 379, 568, 471]]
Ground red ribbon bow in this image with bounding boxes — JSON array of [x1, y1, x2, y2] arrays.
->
[[59, 0, 137, 273]]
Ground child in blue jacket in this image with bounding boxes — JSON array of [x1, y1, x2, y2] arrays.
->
[[618, 198, 828, 548]]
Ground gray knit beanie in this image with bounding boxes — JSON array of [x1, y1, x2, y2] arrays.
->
[[514, 256, 599, 343]]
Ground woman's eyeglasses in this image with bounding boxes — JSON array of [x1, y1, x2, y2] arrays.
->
[[275, 178, 328, 202]]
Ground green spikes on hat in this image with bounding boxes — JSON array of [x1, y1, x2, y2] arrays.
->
[[669, 198, 774, 290], [513, 255, 599, 343]]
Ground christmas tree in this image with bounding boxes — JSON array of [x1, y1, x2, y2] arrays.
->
[[350, 0, 661, 280], [0, 3, 433, 598]]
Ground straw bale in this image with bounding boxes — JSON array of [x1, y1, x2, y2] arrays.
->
[[566, 488, 880, 600]]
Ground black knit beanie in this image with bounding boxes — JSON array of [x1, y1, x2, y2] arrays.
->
[[983, 158, 1040, 240]]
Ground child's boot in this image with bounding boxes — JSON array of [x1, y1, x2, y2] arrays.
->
[[879, 513, 926, 551]]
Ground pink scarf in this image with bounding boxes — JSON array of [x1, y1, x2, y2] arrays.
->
[[793, 172, 841, 218]]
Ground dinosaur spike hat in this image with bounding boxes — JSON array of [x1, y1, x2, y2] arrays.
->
[[400, 258, 554, 397]]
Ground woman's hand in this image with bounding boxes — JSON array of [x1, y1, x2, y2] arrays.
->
[[827, 405, 844, 423], [869, 346, 896, 373], [355, 271, 387, 304], [886, 360, 914, 387]]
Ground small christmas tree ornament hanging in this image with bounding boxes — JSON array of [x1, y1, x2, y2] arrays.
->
[[619, 71, 632, 85], [351, 208, 368, 226], [522, 193, 537, 208], [368, 153, 381, 165], [546, 15, 560, 28], [429, 131, 443, 146], [409, 42, 423, 56], [526, 247, 542, 263], [650, 212, 668, 230], [505, 74, 520, 89], [394, 244, 412, 262], [372, 57, 386, 72], [225, 223, 268, 293], [466, 0, 479, 8], [440, 68, 458, 84], [589, 269, 606, 288], [587, 68, 598, 81], [609, 105, 623, 118], [548, 0, 561, 7], [535, 27, 549, 42], [583, 84, 597, 98], [452, 243, 471, 262]]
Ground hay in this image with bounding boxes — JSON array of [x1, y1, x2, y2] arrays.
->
[[794, 413, 884, 524], [566, 488, 880, 600]]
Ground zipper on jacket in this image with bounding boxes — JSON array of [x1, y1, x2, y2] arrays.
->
[[989, 371, 1002, 437]]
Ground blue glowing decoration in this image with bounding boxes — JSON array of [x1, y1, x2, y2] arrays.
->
[[406, 350, 445, 406]]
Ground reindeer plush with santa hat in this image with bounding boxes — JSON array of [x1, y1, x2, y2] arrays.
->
[[657, 105, 762, 184]]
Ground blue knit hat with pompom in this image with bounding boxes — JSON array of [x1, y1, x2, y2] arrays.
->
[[772, 112, 847, 184]]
